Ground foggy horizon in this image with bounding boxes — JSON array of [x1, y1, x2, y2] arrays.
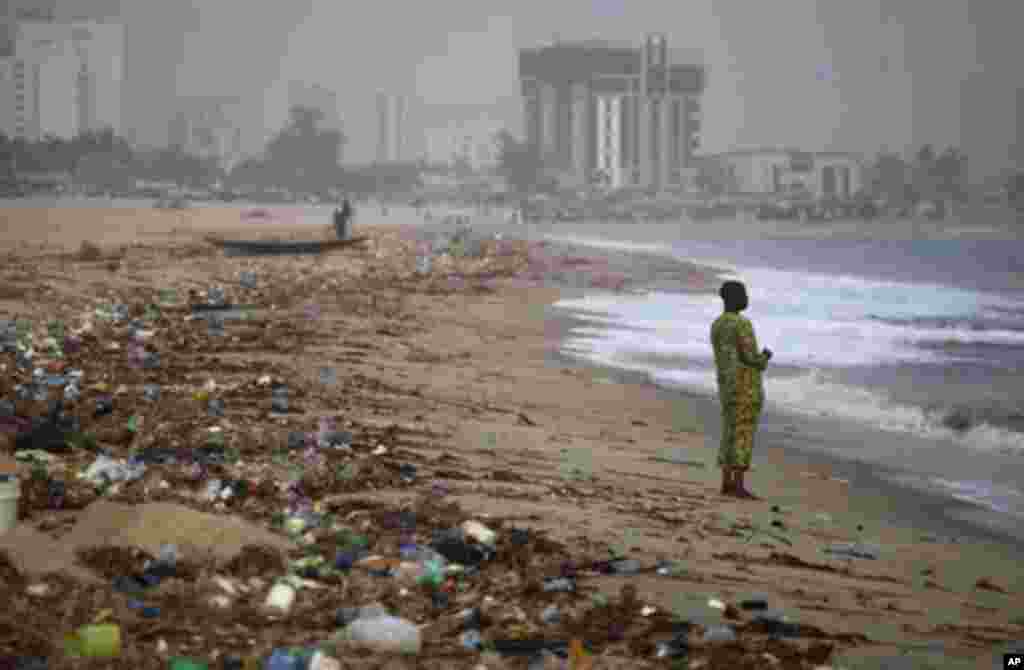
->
[[20, 1, 1024, 177]]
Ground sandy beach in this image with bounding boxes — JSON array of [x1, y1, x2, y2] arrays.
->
[[0, 205, 1021, 669]]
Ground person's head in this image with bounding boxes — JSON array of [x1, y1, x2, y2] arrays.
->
[[719, 280, 748, 312]]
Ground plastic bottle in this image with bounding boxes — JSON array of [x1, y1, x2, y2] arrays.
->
[[608, 558, 641, 575], [170, 658, 210, 670], [263, 648, 303, 670], [459, 629, 483, 650], [336, 615, 422, 655], [701, 625, 737, 643], [542, 577, 575, 593]]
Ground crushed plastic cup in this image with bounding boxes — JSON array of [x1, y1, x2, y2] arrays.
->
[[319, 367, 337, 386], [654, 635, 689, 659], [540, 604, 561, 625], [271, 387, 289, 414], [142, 352, 160, 369], [287, 431, 306, 451], [207, 287, 226, 306], [207, 315, 225, 337], [94, 396, 114, 417], [398, 463, 417, 484], [702, 624, 737, 643], [459, 629, 483, 650], [204, 479, 225, 501]]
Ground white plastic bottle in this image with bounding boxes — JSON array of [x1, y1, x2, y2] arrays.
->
[[264, 578, 298, 614]]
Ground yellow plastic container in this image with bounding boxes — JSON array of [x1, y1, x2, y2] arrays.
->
[[63, 623, 121, 658]]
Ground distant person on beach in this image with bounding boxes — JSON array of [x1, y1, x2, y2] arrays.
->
[[333, 198, 353, 239], [711, 280, 772, 499]]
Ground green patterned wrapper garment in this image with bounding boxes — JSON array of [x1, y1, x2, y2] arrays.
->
[[711, 312, 770, 469]]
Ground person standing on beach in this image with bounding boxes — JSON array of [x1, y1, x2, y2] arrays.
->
[[333, 198, 353, 239], [711, 281, 772, 499]]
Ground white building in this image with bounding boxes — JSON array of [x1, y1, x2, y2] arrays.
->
[[0, 57, 16, 137], [0, 19, 123, 141], [705, 148, 864, 198], [376, 92, 407, 163], [424, 118, 503, 170]]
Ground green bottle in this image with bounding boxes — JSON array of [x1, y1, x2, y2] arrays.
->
[[169, 657, 209, 670]]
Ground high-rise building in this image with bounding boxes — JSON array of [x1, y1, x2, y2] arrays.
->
[[959, 2, 1024, 181], [518, 34, 705, 190], [1, 0, 56, 57], [0, 18, 123, 141], [376, 92, 407, 163]]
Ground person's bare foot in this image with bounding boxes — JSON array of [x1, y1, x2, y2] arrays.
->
[[733, 487, 761, 501]]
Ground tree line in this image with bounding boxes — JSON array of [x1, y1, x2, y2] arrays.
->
[[493, 129, 1021, 207], [0, 105, 399, 195]]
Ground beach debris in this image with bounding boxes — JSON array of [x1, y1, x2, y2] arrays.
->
[[319, 366, 337, 386], [328, 614, 422, 655], [0, 230, 921, 668], [517, 411, 537, 426], [823, 542, 880, 560], [271, 385, 289, 414], [239, 271, 258, 289], [974, 577, 1007, 593]]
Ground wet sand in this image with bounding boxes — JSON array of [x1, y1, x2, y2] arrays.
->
[[0, 205, 1021, 668]]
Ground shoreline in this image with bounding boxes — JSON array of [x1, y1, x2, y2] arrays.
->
[[0, 207, 1021, 667], [544, 300, 1024, 552]]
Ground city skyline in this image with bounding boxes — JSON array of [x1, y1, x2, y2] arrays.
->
[[4, 1, 1022, 180]]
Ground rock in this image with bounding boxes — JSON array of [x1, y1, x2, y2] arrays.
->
[[59, 501, 297, 565]]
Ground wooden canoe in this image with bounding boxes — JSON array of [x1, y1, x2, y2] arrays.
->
[[204, 235, 369, 256]]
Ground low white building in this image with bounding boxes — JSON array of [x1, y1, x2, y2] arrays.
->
[[704, 147, 864, 198]]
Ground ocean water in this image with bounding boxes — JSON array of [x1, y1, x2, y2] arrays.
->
[[551, 235, 1024, 525]]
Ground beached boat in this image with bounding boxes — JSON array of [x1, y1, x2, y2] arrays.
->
[[204, 235, 369, 256]]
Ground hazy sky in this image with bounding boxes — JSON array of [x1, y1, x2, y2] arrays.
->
[[66, 0, 1020, 173]]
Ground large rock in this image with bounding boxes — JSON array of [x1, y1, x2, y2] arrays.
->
[[60, 501, 296, 565], [0, 501, 296, 580]]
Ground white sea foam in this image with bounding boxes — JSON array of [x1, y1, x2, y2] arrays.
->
[[554, 262, 1024, 456]]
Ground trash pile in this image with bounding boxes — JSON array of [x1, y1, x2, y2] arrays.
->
[[0, 232, 859, 669], [408, 229, 632, 294]]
